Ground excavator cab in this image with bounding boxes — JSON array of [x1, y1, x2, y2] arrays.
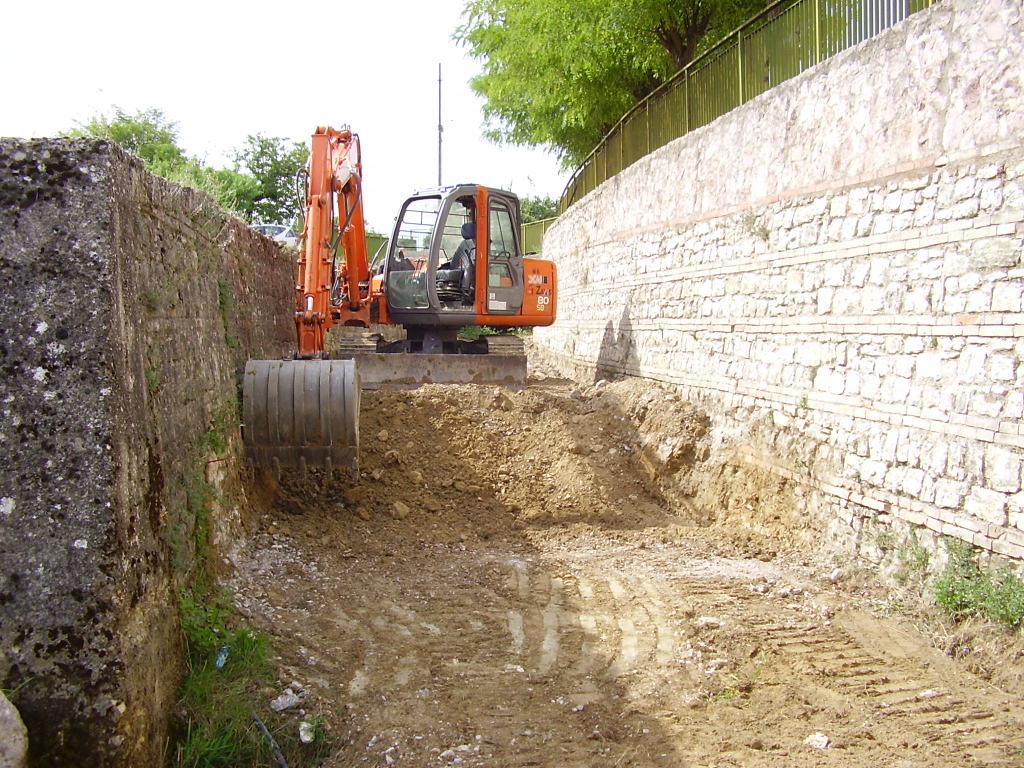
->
[[381, 184, 553, 346]]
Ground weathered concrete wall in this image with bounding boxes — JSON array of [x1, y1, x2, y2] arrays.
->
[[0, 139, 294, 766], [535, 0, 1024, 566]]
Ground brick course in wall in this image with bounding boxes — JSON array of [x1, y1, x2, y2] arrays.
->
[[535, 0, 1024, 565]]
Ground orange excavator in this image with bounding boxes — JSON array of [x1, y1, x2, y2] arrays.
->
[[242, 126, 557, 472]]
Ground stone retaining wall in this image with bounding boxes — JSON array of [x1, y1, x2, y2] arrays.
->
[[534, 0, 1024, 566], [0, 139, 294, 766]]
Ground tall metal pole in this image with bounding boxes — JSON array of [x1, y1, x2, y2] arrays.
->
[[437, 63, 443, 186]]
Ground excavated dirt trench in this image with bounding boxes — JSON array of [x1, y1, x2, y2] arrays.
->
[[228, 377, 1024, 767]]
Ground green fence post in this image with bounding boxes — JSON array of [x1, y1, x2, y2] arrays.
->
[[646, 100, 651, 155], [619, 127, 623, 174], [684, 70, 690, 135], [737, 30, 744, 105], [814, 0, 822, 63]]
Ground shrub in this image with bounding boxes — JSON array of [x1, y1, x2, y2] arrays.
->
[[933, 538, 1024, 630]]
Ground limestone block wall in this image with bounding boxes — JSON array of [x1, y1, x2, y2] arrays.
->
[[534, 0, 1024, 564], [0, 139, 294, 766]]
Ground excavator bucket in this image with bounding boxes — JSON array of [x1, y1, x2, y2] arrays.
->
[[242, 359, 360, 472]]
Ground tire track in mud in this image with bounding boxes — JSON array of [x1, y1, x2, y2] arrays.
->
[[234, 536, 1024, 767], [288, 552, 1024, 768], [735, 610, 1024, 765]]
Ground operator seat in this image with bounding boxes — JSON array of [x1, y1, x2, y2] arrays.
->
[[436, 221, 476, 304], [454, 221, 476, 301]]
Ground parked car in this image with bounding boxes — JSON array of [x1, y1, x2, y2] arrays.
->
[[253, 223, 300, 248]]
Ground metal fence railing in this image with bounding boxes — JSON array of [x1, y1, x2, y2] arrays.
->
[[560, 0, 936, 212], [521, 216, 557, 255]]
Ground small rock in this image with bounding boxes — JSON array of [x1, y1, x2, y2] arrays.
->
[[392, 501, 410, 520], [270, 692, 301, 711], [705, 658, 729, 673], [299, 721, 315, 744], [803, 732, 830, 749], [342, 487, 366, 505], [409, 469, 423, 484], [423, 497, 442, 513], [384, 449, 402, 465], [828, 567, 844, 583], [356, 506, 371, 520], [492, 391, 514, 410], [0, 691, 28, 768], [568, 442, 591, 456], [696, 616, 722, 629], [377, 429, 390, 442]]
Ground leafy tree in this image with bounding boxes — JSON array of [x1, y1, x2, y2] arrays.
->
[[71, 107, 186, 168], [457, 0, 767, 167], [70, 107, 259, 218], [233, 135, 309, 226], [519, 195, 558, 223], [163, 163, 261, 219]]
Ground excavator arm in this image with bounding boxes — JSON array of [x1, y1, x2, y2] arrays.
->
[[296, 126, 371, 358], [242, 127, 367, 474]]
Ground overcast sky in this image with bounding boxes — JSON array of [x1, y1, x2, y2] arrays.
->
[[1, 0, 568, 231]]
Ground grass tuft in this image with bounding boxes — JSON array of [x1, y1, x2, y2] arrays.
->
[[174, 588, 333, 767], [933, 538, 1024, 630]]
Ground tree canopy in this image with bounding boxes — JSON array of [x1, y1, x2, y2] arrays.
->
[[72, 107, 186, 168], [233, 135, 308, 226], [70, 108, 305, 226], [457, 0, 767, 168], [519, 195, 559, 223]]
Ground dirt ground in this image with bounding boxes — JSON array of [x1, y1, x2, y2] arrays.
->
[[227, 375, 1024, 767]]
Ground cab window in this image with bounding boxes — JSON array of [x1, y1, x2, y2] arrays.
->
[[489, 263, 513, 288], [386, 196, 439, 309], [439, 198, 474, 263], [489, 201, 517, 258]]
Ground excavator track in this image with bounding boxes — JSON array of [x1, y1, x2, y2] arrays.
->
[[333, 338, 381, 356], [242, 359, 360, 472], [480, 334, 526, 356]]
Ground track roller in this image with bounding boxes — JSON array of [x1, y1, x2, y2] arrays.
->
[[242, 359, 360, 472]]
